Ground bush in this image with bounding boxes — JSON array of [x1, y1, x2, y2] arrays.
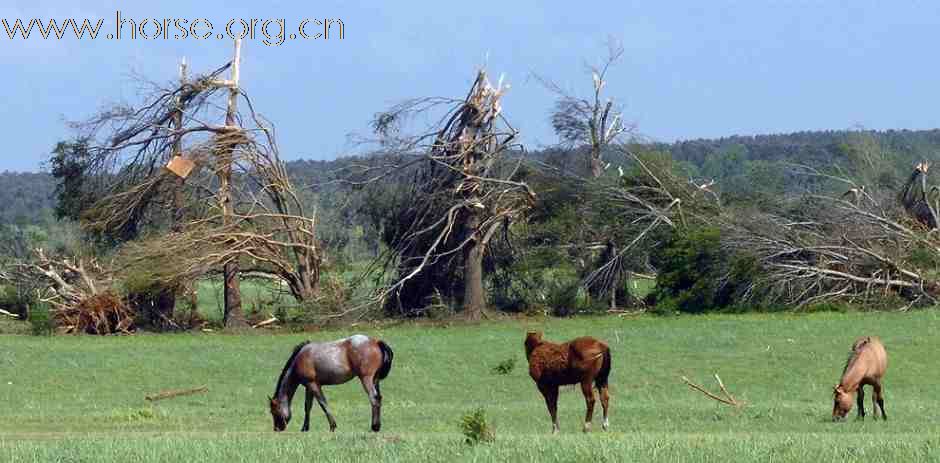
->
[[491, 357, 516, 375], [460, 408, 494, 445], [28, 302, 54, 336], [0, 285, 34, 318], [652, 227, 757, 314]]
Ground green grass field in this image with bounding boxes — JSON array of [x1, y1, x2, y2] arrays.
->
[[2, 311, 940, 461]]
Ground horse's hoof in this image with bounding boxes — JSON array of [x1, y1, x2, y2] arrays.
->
[[602, 419, 609, 431], [583, 423, 591, 433], [372, 423, 381, 432]]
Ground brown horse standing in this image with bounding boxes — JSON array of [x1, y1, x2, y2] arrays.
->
[[269, 335, 393, 432], [524, 331, 611, 433], [832, 336, 887, 421]]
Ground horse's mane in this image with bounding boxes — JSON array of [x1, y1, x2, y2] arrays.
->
[[842, 337, 870, 375], [274, 341, 310, 397]]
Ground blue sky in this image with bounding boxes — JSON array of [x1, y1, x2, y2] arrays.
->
[[2, 1, 940, 172]]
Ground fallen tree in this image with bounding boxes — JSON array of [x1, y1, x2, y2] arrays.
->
[[5, 248, 135, 334]]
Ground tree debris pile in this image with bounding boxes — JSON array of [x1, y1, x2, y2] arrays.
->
[[55, 292, 135, 335], [4, 248, 136, 334]]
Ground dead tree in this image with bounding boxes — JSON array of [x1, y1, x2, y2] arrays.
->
[[539, 38, 634, 178], [117, 129, 324, 306], [66, 40, 321, 327], [368, 69, 534, 320]]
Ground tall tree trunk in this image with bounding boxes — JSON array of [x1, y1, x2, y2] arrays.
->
[[223, 260, 245, 327], [221, 40, 245, 329], [590, 153, 603, 178], [463, 213, 486, 320], [463, 241, 486, 321], [609, 245, 617, 310]]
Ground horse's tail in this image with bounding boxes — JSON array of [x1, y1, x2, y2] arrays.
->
[[595, 347, 612, 390], [376, 340, 394, 381]]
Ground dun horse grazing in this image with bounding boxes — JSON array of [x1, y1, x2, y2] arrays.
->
[[524, 331, 611, 433], [832, 336, 887, 421], [269, 335, 393, 432]]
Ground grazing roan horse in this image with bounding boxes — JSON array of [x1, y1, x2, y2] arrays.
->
[[269, 335, 393, 432], [832, 336, 887, 421], [524, 331, 611, 433]]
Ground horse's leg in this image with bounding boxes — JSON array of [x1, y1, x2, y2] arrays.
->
[[301, 387, 314, 432], [538, 384, 560, 434], [874, 382, 887, 420], [580, 379, 597, 433], [310, 384, 338, 432], [359, 375, 382, 432], [856, 386, 866, 420], [599, 384, 610, 431]]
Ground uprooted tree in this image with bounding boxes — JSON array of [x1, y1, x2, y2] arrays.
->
[[365, 69, 534, 320], [4, 248, 135, 334]]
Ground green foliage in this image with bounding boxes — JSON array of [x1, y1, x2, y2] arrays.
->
[[0, 285, 33, 318], [653, 227, 725, 313], [3, 313, 940, 460], [47, 139, 94, 223], [908, 244, 940, 272], [460, 408, 495, 445], [27, 302, 53, 336], [491, 357, 516, 375], [651, 228, 760, 314]]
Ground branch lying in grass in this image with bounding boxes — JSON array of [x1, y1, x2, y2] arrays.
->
[[681, 374, 744, 408], [145, 386, 209, 402], [251, 317, 277, 329]]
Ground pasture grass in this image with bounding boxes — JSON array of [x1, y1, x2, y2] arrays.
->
[[2, 311, 940, 461]]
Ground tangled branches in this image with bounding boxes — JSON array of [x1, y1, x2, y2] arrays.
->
[[367, 69, 534, 318], [720, 162, 940, 308], [5, 248, 135, 334]]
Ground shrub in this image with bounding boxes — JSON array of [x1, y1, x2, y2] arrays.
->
[[460, 408, 494, 445], [652, 227, 724, 313], [651, 227, 759, 314], [0, 285, 34, 318], [492, 357, 516, 375], [28, 302, 54, 336]]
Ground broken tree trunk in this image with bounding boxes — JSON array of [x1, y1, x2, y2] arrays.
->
[[217, 39, 246, 329], [463, 219, 486, 321]]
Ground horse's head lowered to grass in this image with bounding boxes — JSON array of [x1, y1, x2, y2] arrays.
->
[[831, 385, 853, 421], [269, 396, 290, 432]]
